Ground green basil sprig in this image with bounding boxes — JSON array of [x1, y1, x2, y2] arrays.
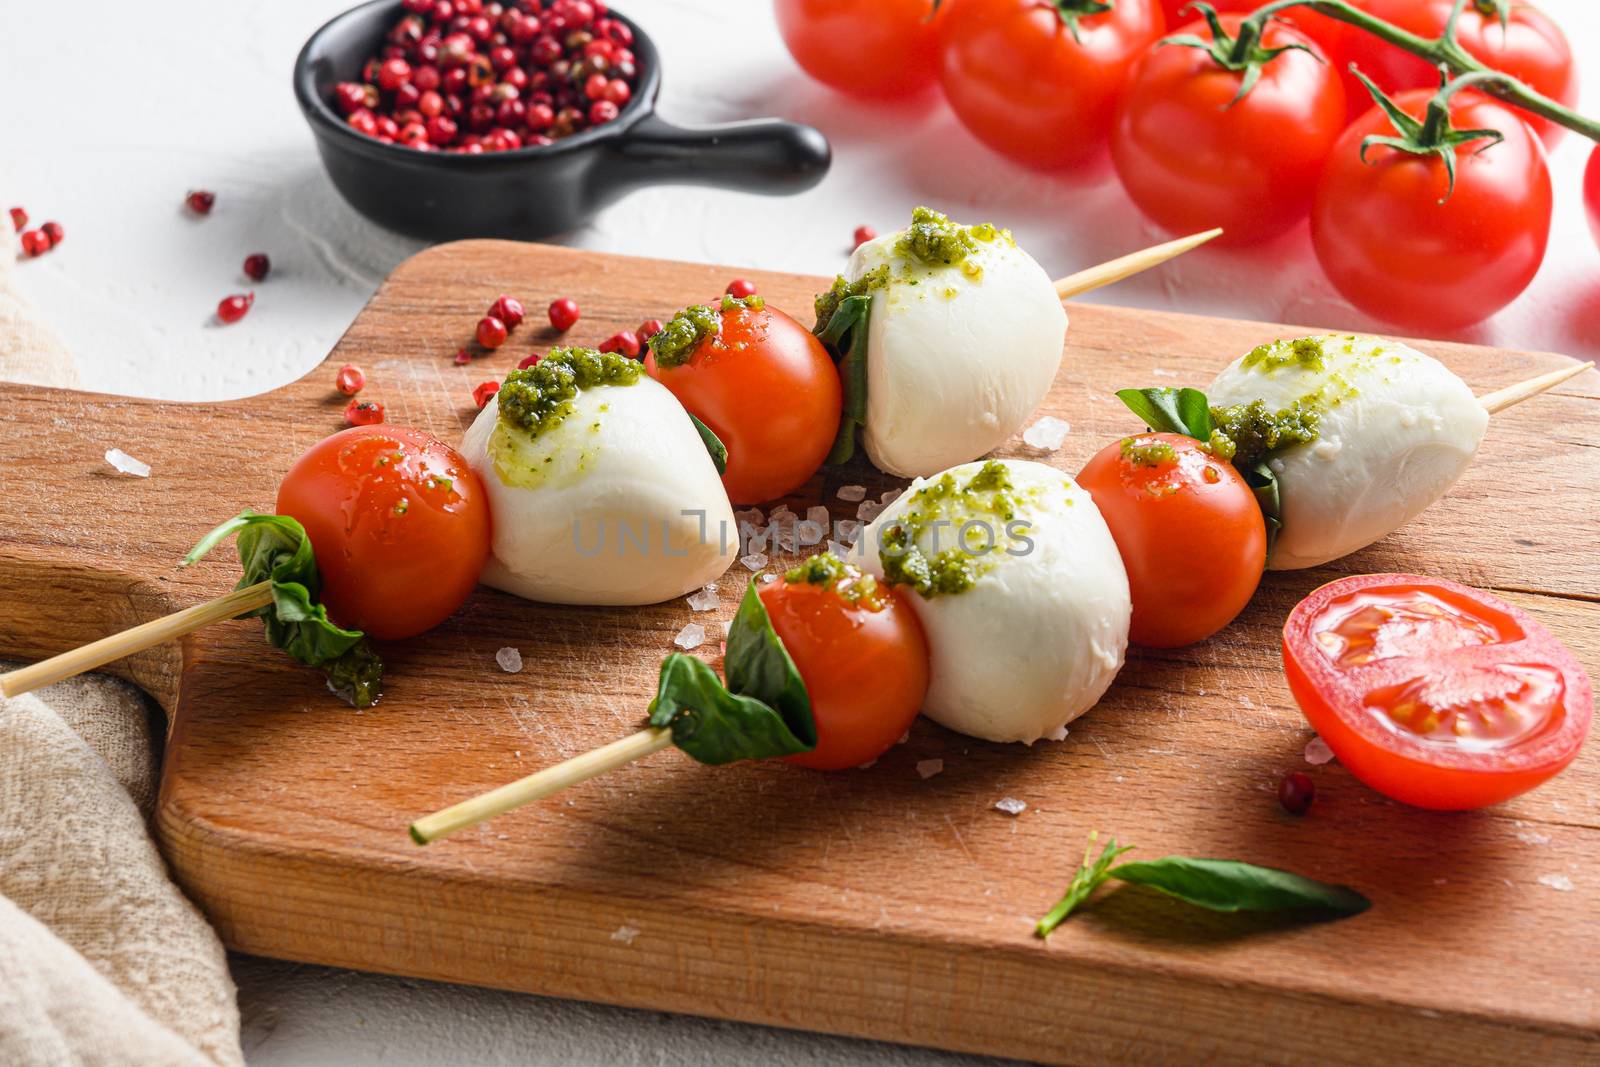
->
[[687, 412, 728, 475], [814, 294, 872, 466], [183, 511, 384, 708], [1036, 832, 1369, 937], [1116, 386, 1285, 553], [647, 583, 816, 764]]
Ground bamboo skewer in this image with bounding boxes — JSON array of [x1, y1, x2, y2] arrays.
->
[[1053, 228, 1224, 300], [1478, 361, 1594, 415], [409, 727, 673, 844], [0, 581, 274, 700]]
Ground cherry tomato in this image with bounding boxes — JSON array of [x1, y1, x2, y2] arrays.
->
[[645, 302, 842, 505], [1077, 433, 1265, 648], [276, 425, 491, 640], [761, 564, 929, 771], [937, 0, 1165, 170], [1586, 144, 1600, 250], [1283, 573, 1592, 810], [1110, 15, 1346, 243], [775, 0, 941, 98], [1345, 0, 1577, 145], [1311, 88, 1550, 332]]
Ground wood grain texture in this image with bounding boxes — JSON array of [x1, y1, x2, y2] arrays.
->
[[1, 241, 1596, 1067]]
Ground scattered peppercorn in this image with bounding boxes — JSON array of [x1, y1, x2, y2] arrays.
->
[[186, 190, 216, 215], [476, 314, 509, 348], [472, 380, 501, 408], [244, 253, 271, 281], [637, 318, 664, 342], [548, 297, 580, 331], [725, 278, 757, 299], [598, 330, 641, 358], [489, 294, 525, 328], [39, 221, 62, 247], [19, 231, 51, 257], [216, 293, 254, 324], [335, 363, 366, 395], [453, 348, 472, 365], [517, 352, 541, 369], [853, 224, 876, 249], [8, 207, 26, 233], [1279, 772, 1316, 815], [345, 398, 386, 426]]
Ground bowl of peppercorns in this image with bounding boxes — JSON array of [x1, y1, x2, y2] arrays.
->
[[294, 0, 831, 241]]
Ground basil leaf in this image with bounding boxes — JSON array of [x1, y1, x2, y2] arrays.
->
[[687, 413, 728, 475], [184, 511, 384, 708], [815, 293, 872, 465], [647, 584, 815, 765], [1240, 460, 1283, 557], [1035, 833, 1134, 938], [1115, 387, 1213, 441], [1109, 857, 1370, 916]]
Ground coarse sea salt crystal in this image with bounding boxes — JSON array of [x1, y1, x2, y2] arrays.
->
[[495, 647, 523, 673], [758, 573, 778, 584], [1021, 416, 1070, 452], [610, 925, 640, 944], [1044, 725, 1069, 742], [1304, 736, 1335, 765], [835, 519, 862, 544], [740, 552, 768, 571], [881, 488, 903, 505], [105, 448, 151, 478], [807, 504, 830, 526], [1538, 873, 1574, 892], [856, 500, 884, 524], [994, 797, 1027, 816], [837, 485, 867, 503], [916, 758, 944, 779], [673, 623, 706, 650], [734, 507, 765, 526], [797, 520, 826, 547], [687, 584, 719, 612]]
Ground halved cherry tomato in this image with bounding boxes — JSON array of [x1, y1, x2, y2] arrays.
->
[[1283, 573, 1592, 810], [1110, 14, 1346, 243], [277, 425, 491, 640], [1311, 88, 1550, 332], [774, 0, 942, 98], [1586, 144, 1600, 249], [761, 563, 929, 771], [937, 0, 1165, 170], [645, 302, 842, 505], [1077, 433, 1265, 648], [1345, 0, 1577, 145]]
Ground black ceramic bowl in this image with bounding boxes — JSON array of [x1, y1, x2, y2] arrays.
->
[[294, 0, 832, 242]]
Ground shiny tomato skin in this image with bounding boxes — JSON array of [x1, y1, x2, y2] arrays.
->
[[1587, 144, 1600, 249], [1110, 15, 1346, 243], [1345, 0, 1577, 145], [1311, 89, 1551, 333], [760, 578, 929, 771], [1283, 574, 1592, 810], [938, 0, 1165, 170], [276, 425, 491, 640], [645, 303, 842, 505], [775, 0, 941, 98], [1077, 433, 1265, 648]]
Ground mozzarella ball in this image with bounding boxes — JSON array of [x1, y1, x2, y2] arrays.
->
[[1208, 334, 1488, 571], [461, 376, 736, 605], [846, 220, 1067, 478], [858, 459, 1130, 743]]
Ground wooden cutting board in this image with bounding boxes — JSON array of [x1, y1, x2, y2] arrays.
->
[[2, 241, 1597, 1067]]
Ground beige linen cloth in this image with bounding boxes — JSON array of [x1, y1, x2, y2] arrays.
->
[[0, 225, 244, 1066]]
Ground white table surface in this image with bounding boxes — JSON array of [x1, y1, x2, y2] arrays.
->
[[4, 1, 1597, 1063]]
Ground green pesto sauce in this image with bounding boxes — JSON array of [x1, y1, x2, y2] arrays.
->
[[650, 294, 766, 368], [1120, 436, 1178, 467], [497, 346, 639, 439], [1208, 399, 1320, 467], [814, 264, 889, 328], [1243, 336, 1328, 374], [783, 553, 887, 611], [878, 460, 1031, 600], [891, 206, 1009, 282]]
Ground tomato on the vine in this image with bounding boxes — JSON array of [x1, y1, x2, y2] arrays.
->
[[937, 0, 1165, 170], [761, 560, 929, 771], [775, 0, 942, 98], [1586, 144, 1600, 250], [276, 425, 491, 640], [645, 300, 842, 505], [1345, 0, 1577, 145], [1283, 573, 1592, 810], [1110, 14, 1346, 243], [1077, 433, 1265, 648], [1311, 86, 1551, 332]]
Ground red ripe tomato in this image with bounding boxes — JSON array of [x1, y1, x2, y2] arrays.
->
[[937, 0, 1165, 170], [1586, 144, 1600, 249], [1311, 89, 1551, 332], [761, 564, 929, 771], [1077, 433, 1265, 648], [1110, 15, 1346, 243], [1283, 574, 1592, 810], [645, 302, 842, 505], [1345, 0, 1577, 145], [774, 0, 941, 98], [276, 425, 491, 640]]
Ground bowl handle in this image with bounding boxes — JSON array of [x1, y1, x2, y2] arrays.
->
[[605, 113, 831, 197]]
